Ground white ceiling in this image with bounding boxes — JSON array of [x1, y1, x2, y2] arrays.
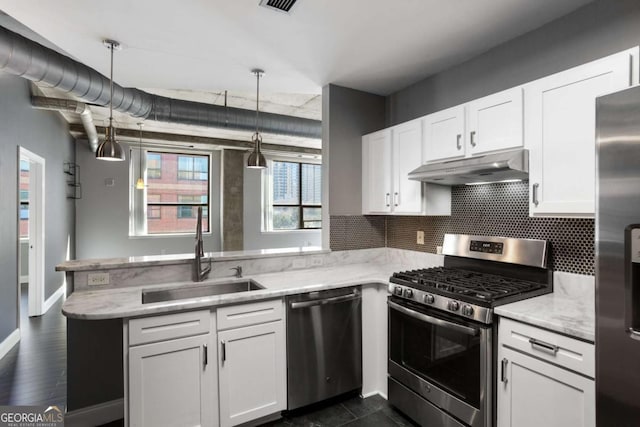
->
[[1, 0, 592, 97]]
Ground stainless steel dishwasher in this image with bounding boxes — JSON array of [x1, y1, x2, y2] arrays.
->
[[286, 287, 362, 410]]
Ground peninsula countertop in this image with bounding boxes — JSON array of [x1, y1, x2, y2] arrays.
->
[[62, 255, 595, 343], [61, 262, 398, 320]]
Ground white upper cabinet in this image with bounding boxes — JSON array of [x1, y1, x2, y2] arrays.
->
[[392, 120, 426, 214], [362, 129, 393, 214], [467, 87, 523, 155], [423, 105, 466, 163], [526, 48, 638, 217], [423, 88, 523, 163], [363, 121, 451, 216]]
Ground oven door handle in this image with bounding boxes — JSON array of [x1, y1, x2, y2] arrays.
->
[[388, 300, 480, 336]]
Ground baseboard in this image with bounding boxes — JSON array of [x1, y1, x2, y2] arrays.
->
[[20, 275, 28, 284], [42, 284, 65, 314], [0, 329, 20, 361], [65, 398, 124, 427], [361, 390, 386, 400]]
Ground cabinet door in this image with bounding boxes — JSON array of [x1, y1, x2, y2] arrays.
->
[[392, 120, 424, 214], [362, 129, 392, 214], [468, 87, 523, 155], [497, 346, 594, 427], [422, 105, 466, 162], [218, 321, 286, 427], [526, 50, 636, 216], [129, 334, 214, 427]]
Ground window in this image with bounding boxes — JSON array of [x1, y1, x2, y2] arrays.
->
[[178, 156, 208, 181], [177, 195, 209, 219], [133, 151, 210, 235], [147, 194, 161, 219], [271, 161, 321, 230], [147, 153, 162, 179]]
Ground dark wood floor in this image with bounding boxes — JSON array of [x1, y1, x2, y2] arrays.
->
[[0, 284, 67, 407], [262, 393, 417, 427]]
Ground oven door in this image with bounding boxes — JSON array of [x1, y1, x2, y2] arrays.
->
[[388, 297, 491, 427]]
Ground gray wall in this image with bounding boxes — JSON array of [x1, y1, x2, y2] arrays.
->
[[0, 74, 75, 343], [386, 0, 640, 125], [323, 84, 386, 216], [75, 146, 222, 259]]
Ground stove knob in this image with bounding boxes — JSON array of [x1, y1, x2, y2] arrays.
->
[[394, 286, 403, 296], [448, 301, 460, 312], [404, 289, 414, 298], [424, 294, 435, 304], [462, 305, 474, 317]]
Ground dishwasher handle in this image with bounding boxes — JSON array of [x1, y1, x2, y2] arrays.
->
[[290, 291, 360, 309]]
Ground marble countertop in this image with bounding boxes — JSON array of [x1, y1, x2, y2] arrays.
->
[[495, 273, 595, 343], [56, 246, 327, 272], [62, 262, 397, 320], [63, 257, 595, 344]]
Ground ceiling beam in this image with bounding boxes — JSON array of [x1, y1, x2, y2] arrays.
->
[[69, 124, 322, 155]]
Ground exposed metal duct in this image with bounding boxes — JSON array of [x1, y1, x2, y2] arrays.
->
[[0, 25, 322, 141], [30, 96, 99, 151]]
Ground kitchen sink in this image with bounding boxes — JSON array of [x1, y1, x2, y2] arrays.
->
[[142, 279, 265, 304]]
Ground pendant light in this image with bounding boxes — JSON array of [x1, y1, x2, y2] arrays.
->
[[96, 39, 125, 161], [135, 122, 145, 190], [247, 69, 267, 169]]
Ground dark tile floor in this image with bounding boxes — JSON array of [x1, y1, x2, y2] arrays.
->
[[0, 284, 67, 407], [261, 393, 417, 427]]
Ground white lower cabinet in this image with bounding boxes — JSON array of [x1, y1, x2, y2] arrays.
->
[[218, 321, 286, 427], [129, 334, 215, 427], [126, 309, 216, 427], [497, 318, 595, 427], [125, 300, 286, 427]]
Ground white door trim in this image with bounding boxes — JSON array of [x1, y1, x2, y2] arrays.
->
[[19, 147, 46, 317], [0, 329, 20, 361]]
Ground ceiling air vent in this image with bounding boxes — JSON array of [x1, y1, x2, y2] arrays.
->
[[259, 0, 298, 14]]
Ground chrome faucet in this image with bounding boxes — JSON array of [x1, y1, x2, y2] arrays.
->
[[231, 266, 243, 278], [193, 207, 211, 282]]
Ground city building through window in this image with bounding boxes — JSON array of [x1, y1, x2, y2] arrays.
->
[[271, 160, 321, 230], [132, 151, 210, 235]]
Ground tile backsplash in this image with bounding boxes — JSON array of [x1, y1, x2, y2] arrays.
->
[[330, 182, 594, 275]]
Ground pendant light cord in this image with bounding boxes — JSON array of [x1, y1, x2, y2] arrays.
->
[[255, 71, 260, 134], [139, 124, 143, 179], [109, 42, 114, 127]]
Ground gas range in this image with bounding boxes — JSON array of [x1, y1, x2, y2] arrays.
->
[[387, 234, 553, 427], [388, 234, 553, 324]]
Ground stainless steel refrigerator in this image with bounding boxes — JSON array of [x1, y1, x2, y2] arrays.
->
[[596, 84, 640, 426]]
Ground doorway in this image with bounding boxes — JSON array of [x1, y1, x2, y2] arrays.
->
[[18, 147, 45, 318]]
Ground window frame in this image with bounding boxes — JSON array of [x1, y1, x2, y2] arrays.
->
[[130, 148, 212, 237], [266, 159, 322, 231]]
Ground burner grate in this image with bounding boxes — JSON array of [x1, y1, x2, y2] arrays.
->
[[392, 267, 543, 302]]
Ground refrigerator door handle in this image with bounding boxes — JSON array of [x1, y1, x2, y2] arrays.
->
[[625, 225, 640, 340]]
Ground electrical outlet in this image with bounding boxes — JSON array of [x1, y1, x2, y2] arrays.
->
[[308, 257, 324, 267], [87, 272, 109, 286], [417, 231, 425, 245], [292, 258, 306, 269]]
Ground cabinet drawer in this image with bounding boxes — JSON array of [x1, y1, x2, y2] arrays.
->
[[216, 299, 283, 331], [217, 299, 283, 331], [499, 317, 594, 378], [129, 309, 210, 346]]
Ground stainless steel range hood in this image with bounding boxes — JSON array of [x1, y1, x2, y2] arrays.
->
[[408, 148, 529, 185]]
